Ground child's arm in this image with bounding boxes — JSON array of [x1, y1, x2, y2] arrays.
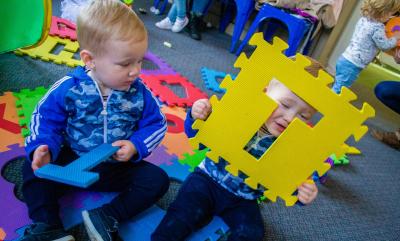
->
[[372, 27, 399, 51], [25, 80, 70, 165], [394, 47, 400, 64], [128, 84, 167, 161], [184, 99, 211, 138], [297, 180, 318, 205]]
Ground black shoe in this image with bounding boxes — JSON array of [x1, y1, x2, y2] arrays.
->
[[82, 208, 120, 241], [19, 223, 74, 241], [188, 12, 202, 40]]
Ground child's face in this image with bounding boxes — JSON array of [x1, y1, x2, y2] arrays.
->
[[90, 37, 148, 91], [265, 80, 316, 137]]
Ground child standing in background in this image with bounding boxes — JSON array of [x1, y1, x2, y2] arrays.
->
[[332, 0, 400, 93], [155, 0, 189, 32], [151, 58, 326, 241], [20, 1, 169, 241]]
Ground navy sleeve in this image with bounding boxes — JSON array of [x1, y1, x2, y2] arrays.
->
[[184, 108, 198, 138]]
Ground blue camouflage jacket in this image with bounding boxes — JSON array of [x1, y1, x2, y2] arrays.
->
[[25, 66, 166, 162]]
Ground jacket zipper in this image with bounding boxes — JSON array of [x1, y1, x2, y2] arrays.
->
[[92, 79, 112, 144]]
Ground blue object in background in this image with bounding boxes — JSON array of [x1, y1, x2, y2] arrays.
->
[[235, 3, 310, 56]]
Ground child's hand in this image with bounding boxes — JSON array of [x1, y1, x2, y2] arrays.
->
[[31, 145, 51, 170], [191, 99, 211, 120], [393, 31, 400, 40], [112, 140, 137, 162], [297, 180, 318, 205], [394, 47, 400, 64]]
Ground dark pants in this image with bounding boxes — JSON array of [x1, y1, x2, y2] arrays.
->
[[151, 170, 264, 241], [22, 146, 170, 227], [375, 81, 400, 115]]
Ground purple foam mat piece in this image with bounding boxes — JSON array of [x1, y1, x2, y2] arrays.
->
[[141, 51, 177, 75], [0, 144, 31, 240], [144, 145, 177, 166], [60, 191, 117, 229]]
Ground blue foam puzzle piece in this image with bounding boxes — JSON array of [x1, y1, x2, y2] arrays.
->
[[119, 205, 229, 241], [159, 159, 191, 182], [34, 143, 119, 188], [119, 205, 165, 240], [200, 67, 236, 93]]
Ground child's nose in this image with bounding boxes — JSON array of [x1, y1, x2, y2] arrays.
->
[[283, 110, 297, 123]]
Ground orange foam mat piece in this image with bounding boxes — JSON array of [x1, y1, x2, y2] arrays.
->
[[0, 92, 24, 152]]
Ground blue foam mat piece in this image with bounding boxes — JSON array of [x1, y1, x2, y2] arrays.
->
[[200, 67, 236, 93], [159, 159, 191, 182], [34, 144, 119, 188], [120, 205, 229, 241]]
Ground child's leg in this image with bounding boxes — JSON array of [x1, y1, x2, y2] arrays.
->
[[332, 56, 362, 94], [219, 198, 264, 241], [167, 4, 178, 22], [88, 161, 169, 222], [152, 171, 216, 241], [22, 146, 76, 226], [192, 0, 210, 15], [174, 0, 187, 19]]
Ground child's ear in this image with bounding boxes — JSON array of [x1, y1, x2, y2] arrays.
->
[[80, 50, 95, 69]]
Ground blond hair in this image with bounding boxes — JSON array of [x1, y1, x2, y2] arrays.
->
[[267, 56, 328, 112], [77, 0, 147, 55], [361, 0, 400, 21]]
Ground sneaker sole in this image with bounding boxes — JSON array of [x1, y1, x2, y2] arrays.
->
[[171, 19, 189, 32], [82, 210, 104, 241]]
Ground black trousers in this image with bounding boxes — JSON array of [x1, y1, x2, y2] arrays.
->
[[151, 170, 264, 241]]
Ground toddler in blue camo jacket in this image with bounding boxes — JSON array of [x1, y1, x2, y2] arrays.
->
[[20, 1, 169, 241]]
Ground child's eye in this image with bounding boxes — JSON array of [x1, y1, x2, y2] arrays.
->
[[299, 114, 310, 120], [119, 63, 130, 67], [281, 103, 289, 108]]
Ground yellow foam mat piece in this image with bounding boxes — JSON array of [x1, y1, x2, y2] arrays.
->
[[190, 33, 375, 206], [344, 144, 361, 155], [14, 35, 83, 67]]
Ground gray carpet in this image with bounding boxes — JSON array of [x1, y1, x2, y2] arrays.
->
[[1, 0, 400, 240]]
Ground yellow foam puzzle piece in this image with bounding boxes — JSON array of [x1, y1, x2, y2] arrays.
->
[[15, 35, 83, 67], [344, 144, 361, 155], [189, 33, 375, 206]]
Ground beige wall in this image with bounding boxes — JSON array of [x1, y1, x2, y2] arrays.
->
[[326, 1, 362, 73]]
